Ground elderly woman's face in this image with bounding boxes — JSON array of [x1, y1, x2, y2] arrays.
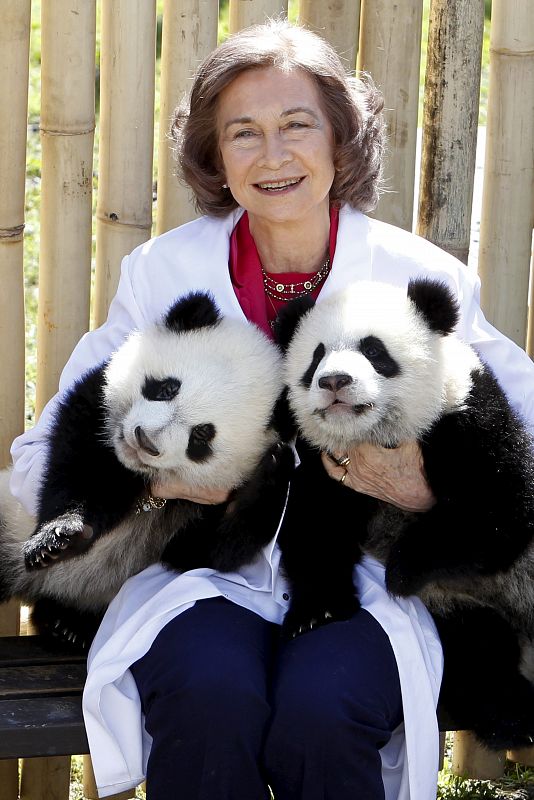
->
[[216, 66, 335, 226]]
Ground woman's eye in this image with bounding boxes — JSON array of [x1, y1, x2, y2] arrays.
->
[[286, 121, 307, 130], [234, 129, 257, 139]]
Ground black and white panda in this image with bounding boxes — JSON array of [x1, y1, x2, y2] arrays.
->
[[276, 277, 534, 750], [0, 291, 294, 648]]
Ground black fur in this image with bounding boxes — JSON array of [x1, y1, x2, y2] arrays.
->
[[407, 278, 459, 334], [142, 376, 181, 401], [278, 438, 367, 636], [268, 387, 297, 444], [435, 606, 534, 750], [186, 423, 216, 463], [301, 344, 326, 388], [164, 291, 221, 333], [384, 366, 534, 595], [359, 336, 400, 378], [274, 295, 315, 352], [162, 442, 295, 574], [30, 596, 104, 652]]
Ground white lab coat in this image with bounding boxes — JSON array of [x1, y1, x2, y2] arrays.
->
[[10, 205, 534, 799]]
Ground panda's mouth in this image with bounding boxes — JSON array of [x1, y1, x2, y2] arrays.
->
[[116, 438, 153, 472], [325, 400, 374, 416]]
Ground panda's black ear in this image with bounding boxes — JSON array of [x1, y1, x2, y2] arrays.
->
[[164, 291, 221, 333], [273, 296, 316, 352], [407, 278, 459, 335]]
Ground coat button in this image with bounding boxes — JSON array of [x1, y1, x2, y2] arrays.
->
[[282, 593, 290, 601]]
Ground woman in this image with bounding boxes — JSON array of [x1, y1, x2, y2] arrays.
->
[[10, 20, 534, 800]]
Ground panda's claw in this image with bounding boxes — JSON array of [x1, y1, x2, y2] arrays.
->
[[24, 513, 93, 570]]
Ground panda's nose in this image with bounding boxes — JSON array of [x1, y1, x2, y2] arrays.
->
[[134, 426, 160, 457], [318, 373, 353, 392]]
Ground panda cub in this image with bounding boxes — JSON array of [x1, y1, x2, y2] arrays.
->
[[276, 278, 534, 749], [0, 292, 294, 648]]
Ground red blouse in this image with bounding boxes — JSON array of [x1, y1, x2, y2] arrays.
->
[[229, 206, 339, 338]]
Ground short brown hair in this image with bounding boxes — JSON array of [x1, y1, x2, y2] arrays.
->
[[171, 19, 385, 218]]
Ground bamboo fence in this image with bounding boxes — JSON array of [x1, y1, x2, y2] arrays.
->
[[1, 0, 533, 796]]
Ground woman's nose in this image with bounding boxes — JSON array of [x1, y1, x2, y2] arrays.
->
[[257, 133, 292, 169]]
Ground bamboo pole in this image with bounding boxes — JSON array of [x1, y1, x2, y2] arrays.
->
[[299, 0, 360, 71], [478, 0, 534, 348], [358, 0, 423, 230], [156, 0, 218, 235], [83, 755, 136, 800], [20, 757, 70, 800], [36, 0, 96, 416], [229, 0, 288, 34], [34, 7, 96, 795], [451, 731, 505, 780], [0, 5, 31, 795], [0, 0, 30, 465], [529, 238, 534, 357], [416, 0, 484, 264], [508, 746, 534, 768], [93, 0, 157, 328]]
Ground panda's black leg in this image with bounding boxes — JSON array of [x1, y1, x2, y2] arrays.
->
[[209, 442, 295, 572], [279, 462, 364, 639], [435, 607, 534, 751]]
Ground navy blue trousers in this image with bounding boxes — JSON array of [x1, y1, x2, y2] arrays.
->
[[130, 597, 403, 800]]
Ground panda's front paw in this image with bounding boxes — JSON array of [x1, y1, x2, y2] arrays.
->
[[24, 514, 95, 570], [30, 598, 101, 652], [282, 595, 360, 639]]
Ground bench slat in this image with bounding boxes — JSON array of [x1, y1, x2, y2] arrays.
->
[[0, 663, 87, 698], [0, 696, 89, 758], [0, 635, 86, 667]]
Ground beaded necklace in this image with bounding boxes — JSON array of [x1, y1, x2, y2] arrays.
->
[[261, 256, 331, 302]]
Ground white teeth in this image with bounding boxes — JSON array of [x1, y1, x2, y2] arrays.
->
[[257, 178, 300, 189]]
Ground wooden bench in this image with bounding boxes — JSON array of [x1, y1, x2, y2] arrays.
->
[[0, 635, 88, 760]]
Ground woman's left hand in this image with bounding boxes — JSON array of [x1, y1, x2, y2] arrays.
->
[[321, 441, 436, 513]]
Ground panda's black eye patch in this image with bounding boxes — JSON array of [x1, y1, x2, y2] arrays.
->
[[359, 336, 400, 378], [142, 377, 181, 401], [300, 343, 326, 388], [187, 423, 216, 463]]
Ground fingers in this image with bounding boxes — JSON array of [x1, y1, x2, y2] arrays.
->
[[321, 442, 436, 512], [151, 479, 230, 505]]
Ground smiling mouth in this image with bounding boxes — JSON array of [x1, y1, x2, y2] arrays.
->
[[255, 177, 304, 192]]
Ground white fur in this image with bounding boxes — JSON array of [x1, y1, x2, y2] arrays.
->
[[285, 281, 477, 451], [105, 317, 284, 490]]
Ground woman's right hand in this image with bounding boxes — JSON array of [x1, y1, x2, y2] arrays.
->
[[151, 478, 231, 505]]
